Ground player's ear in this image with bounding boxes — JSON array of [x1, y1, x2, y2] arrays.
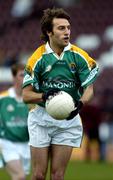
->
[[47, 31, 52, 38]]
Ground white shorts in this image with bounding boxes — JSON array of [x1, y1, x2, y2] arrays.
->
[[0, 139, 31, 175], [28, 106, 83, 148]]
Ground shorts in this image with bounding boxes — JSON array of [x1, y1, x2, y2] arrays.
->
[[28, 106, 83, 148], [0, 139, 31, 175]]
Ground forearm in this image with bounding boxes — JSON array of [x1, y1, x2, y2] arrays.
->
[[22, 85, 43, 104], [80, 84, 94, 104]]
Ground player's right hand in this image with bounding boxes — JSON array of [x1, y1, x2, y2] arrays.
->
[[66, 100, 83, 120], [42, 88, 60, 102]]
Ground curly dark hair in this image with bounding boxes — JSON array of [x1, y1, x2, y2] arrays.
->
[[40, 8, 70, 42]]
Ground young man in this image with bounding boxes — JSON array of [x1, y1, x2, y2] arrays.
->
[[22, 8, 99, 180], [0, 63, 31, 180]]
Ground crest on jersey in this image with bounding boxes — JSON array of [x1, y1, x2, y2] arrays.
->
[[7, 104, 15, 112], [70, 63, 76, 73]]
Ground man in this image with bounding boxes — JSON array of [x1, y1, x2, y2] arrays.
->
[[0, 63, 31, 180], [22, 8, 99, 180]]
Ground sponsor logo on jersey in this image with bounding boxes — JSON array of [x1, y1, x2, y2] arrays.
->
[[6, 117, 27, 127], [56, 61, 66, 65], [42, 80, 76, 89]]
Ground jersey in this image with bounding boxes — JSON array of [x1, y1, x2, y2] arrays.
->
[[0, 87, 29, 142], [23, 42, 99, 107]]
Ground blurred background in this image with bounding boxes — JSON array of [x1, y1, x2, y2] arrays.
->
[[0, 0, 113, 175]]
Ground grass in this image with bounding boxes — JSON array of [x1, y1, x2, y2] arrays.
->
[[65, 161, 113, 180], [0, 161, 113, 180]]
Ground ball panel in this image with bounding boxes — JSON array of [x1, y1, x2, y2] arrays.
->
[[45, 91, 75, 120]]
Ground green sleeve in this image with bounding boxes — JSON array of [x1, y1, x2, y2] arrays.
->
[[77, 54, 99, 88]]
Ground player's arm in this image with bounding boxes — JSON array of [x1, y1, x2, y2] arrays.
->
[[22, 85, 60, 104], [66, 84, 94, 120], [22, 85, 43, 104], [80, 84, 94, 104]]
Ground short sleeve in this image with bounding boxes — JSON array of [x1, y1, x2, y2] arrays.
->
[[77, 54, 99, 88]]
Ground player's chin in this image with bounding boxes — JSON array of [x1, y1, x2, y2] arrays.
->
[[62, 41, 69, 47], [63, 39, 69, 45]]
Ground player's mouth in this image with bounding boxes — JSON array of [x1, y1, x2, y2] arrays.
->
[[63, 37, 69, 42]]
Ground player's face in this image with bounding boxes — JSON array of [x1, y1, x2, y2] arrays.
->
[[48, 18, 71, 50], [14, 69, 24, 91]]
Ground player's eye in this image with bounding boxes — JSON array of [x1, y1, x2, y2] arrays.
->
[[67, 25, 71, 30], [58, 25, 71, 31], [58, 26, 65, 30]]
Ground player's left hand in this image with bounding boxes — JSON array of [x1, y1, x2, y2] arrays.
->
[[66, 100, 83, 120]]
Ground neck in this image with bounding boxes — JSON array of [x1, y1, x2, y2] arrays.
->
[[14, 85, 22, 98], [49, 42, 64, 56]]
